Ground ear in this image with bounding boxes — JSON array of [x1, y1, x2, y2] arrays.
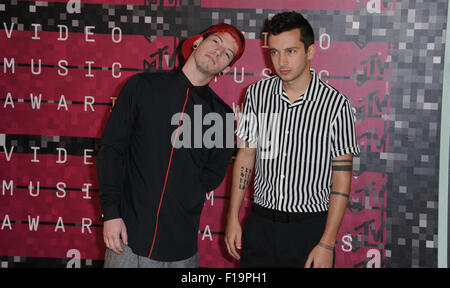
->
[[306, 44, 316, 61], [220, 66, 231, 76], [193, 36, 204, 49]]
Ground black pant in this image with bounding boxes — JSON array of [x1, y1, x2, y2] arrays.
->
[[240, 205, 332, 268]]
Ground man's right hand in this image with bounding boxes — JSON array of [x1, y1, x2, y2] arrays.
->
[[103, 218, 128, 255], [225, 218, 242, 260]]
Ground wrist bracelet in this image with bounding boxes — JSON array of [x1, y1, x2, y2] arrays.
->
[[318, 242, 334, 251]]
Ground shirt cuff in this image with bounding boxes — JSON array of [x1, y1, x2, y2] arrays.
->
[[235, 130, 257, 145], [100, 205, 121, 222], [331, 146, 360, 158]]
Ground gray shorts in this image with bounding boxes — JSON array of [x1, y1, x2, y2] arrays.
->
[[104, 242, 199, 268]]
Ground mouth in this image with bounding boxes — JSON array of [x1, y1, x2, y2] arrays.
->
[[279, 69, 290, 75], [206, 54, 216, 65]]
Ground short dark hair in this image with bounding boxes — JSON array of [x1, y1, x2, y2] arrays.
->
[[266, 11, 315, 52]]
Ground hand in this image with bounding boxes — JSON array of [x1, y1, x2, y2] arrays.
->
[[234, 104, 241, 121], [103, 218, 128, 255], [304, 243, 334, 268], [234, 104, 242, 129], [225, 218, 242, 260]]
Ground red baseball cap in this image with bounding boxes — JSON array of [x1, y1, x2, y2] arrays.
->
[[181, 23, 246, 67]]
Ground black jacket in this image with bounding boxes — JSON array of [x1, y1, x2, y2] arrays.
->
[[97, 70, 234, 261]]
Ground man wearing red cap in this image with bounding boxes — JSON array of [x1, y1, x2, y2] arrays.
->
[[97, 23, 245, 268]]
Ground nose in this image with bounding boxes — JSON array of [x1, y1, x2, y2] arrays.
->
[[215, 46, 225, 56], [279, 52, 288, 66]]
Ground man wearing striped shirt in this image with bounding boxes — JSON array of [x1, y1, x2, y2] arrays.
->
[[225, 11, 360, 268]]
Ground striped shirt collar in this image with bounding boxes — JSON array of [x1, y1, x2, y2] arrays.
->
[[273, 69, 319, 104]]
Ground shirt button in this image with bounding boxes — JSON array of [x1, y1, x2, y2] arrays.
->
[[283, 153, 287, 157], [285, 130, 289, 134]]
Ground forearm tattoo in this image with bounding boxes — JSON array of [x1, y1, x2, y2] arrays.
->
[[332, 159, 353, 172], [331, 160, 353, 163], [238, 166, 252, 191], [330, 191, 350, 198]]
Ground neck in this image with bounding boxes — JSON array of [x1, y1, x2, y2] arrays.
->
[[282, 69, 312, 97], [181, 59, 213, 86]]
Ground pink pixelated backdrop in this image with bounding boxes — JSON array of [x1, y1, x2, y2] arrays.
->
[[1, 0, 447, 268]]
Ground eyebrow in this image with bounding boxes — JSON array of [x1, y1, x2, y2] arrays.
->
[[214, 34, 237, 58], [269, 46, 298, 51]]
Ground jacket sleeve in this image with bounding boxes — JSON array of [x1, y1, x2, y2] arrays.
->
[[96, 74, 142, 221], [200, 105, 236, 192], [200, 146, 235, 192]]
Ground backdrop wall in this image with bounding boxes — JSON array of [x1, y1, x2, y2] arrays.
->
[[0, 0, 448, 268]]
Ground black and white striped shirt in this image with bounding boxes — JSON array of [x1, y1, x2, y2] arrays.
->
[[236, 71, 360, 213]]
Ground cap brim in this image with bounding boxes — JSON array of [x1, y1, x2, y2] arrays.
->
[[181, 34, 203, 61]]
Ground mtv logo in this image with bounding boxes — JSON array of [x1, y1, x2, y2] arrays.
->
[[352, 52, 391, 87], [143, 36, 180, 71]]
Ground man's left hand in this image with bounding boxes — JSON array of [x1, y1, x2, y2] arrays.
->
[[304, 243, 334, 268]]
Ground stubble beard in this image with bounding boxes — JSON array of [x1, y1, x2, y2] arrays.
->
[[194, 52, 222, 78]]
